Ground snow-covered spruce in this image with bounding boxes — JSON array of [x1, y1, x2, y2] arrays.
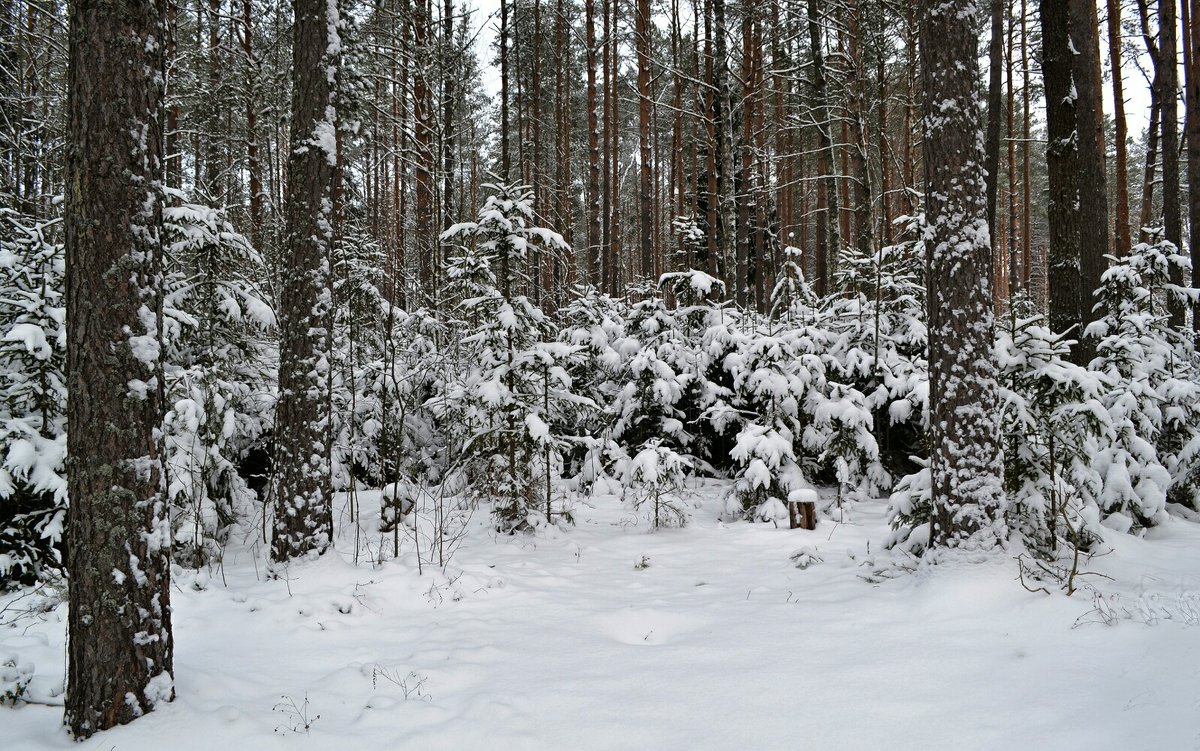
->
[[438, 184, 592, 532], [160, 200, 275, 566], [1084, 236, 1200, 527], [0, 209, 65, 588]]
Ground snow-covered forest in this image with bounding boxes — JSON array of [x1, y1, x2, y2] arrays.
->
[[3, 0, 1200, 747]]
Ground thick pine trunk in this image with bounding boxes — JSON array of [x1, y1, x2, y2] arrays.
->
[[65, 0, 174, 736], [1041, 0, 1108, 355], [1074, 0, 1109, 348], [920, 0, 1005, 549], [271, 0, 338, 563], [1042, 0, 1080, 335]]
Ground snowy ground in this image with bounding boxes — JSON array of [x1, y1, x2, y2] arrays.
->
[[4, 481, 1200, 750]]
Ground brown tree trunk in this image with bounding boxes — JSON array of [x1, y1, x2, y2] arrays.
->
[[920, 0, 1005, 549], [65, 0, 174, 736], [985, 0, 1004, 248], [1042, 0, 1108, 355], [586, 0, 602, 284], [637, 0, 653, 281], [1021, 0, 1033, 294], [878, 34, 893, 249], [244, 0, 263, 248], [1044, 0, 1084, 333], [500, 0, 511, 179], [413, 0, 434, 298], [736, 6, 752, 307], [704, 0, 719, 279], [713, 0, 735, 282], [671, 0, 685, 265], [1162, 0, 1184, 325], [271, 0, 338, 563], [601, 0, 613, 291], [1076, 0, 1109, 343], [1186, 0, 1200, 331], [775, 4, 794, 252], [609, 0, 621, 294], [846, 0, 872, 258], [204, 0, 222, 201], [752, 17, 769, 311], [1137, 0, 1162, 242], [555, 0, 572, 254], [166, 0, 181, 191], [807, 0, 839, 296], [443, 0, 456, 232], [1006, 3, 1020, 296], [1107, 0, 1131, 256]]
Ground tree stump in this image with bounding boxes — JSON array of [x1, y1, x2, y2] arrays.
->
[[787, 489, 819, 530]]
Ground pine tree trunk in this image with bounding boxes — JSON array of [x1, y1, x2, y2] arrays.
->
[[1161, 0, 1184, 325], [442, 0, 456, 232], [500, 0, 510, 179], [1137, 0, 1162, 243], [413, 0, 434, 298], [671, 0, 685, 265], [736, 6, 752, 307], [985, 0, 1004, 249], [636, 0, 653, 281], [166, 0, 181, 191], [65, 0, 174, 736], [704, 0, 719, 279], [878, 31, 892, 249], [1021, 0, 1033, 294], [1005, 3, 1019, 296], [1186, 0, 1200, 331], [1074, 0, 1109, 349], [586, 0, 602, 284], [920, 0, 1005, 550], [1042, 0, 1078, 334], [1041, 0, 1107, 353], [271, 0, 338, 563], [807, 0, 838, 296], [554, 0, 572, 256], [714, 0, 736, 281], [1107, 0, 1131, 256], [244, 0, 263, 249], [846, 0, 872, 258], [609, 0, 621, 294]]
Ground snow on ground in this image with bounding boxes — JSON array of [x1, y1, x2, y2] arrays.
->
[[4, 481, 1200, 750]]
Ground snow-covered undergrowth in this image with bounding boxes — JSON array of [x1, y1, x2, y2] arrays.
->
[[4, 483, 1199, 750]]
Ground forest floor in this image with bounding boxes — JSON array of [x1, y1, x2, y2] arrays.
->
[[4, 480, 1200, 750]]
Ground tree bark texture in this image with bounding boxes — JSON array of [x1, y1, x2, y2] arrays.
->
[[65, 0, 174, 736], [271, 0, 338, 563], [920, 0, 1006, 550]]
